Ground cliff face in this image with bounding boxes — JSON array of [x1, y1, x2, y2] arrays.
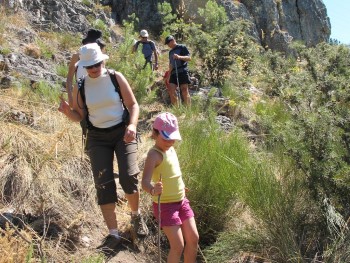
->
[[237, 0, 330, 51], [105, 0, 331, 52]]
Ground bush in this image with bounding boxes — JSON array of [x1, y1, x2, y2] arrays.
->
[[178, 111, 255, 243]]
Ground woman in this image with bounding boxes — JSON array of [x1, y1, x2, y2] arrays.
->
[[59, 43, 148, 254]]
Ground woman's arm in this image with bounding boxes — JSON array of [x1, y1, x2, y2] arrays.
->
[[65, 53, 79, 106], [115, 72, 139, 143]]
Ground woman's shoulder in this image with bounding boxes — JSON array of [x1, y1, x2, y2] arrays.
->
[[105, 69, 123, 78]]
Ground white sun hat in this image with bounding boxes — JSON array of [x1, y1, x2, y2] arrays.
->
[[76, 43, 109, 67]]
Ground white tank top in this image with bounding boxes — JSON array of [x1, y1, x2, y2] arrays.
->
[[83, 69, 125, 128]]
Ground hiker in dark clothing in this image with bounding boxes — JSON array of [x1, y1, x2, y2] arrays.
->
[[132, 29, 158, 70], [165, 35, 191, 106]]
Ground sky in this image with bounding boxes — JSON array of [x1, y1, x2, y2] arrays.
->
[[322, 0, 350, 44]]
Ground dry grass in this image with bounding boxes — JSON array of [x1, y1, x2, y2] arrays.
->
[[0, 228, 33, 263], [0, 89, 103, 261], [24, 43, 41, 59], [0, 88, 163, 262], [0, 8, 30, 47]]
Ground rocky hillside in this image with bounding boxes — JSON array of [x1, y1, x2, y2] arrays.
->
[[0, 0, 117, 88], [103, 0, 330, 52], [1, 1, 342, 262], [0, 0, 331, 89]]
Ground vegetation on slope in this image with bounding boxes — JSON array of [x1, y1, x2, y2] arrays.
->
[[1, 1, 350, 262]]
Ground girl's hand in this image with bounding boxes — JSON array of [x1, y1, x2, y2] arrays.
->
[[153, 181, 163, 195]]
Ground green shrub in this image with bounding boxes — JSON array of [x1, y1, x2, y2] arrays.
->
[[177, 111, 254, 243], [252, 42, 350, 261], [36, 39, 55, 60], [58, 32, 81, 50], [197, 0, 228, 33], [92, 19, 110, 39], [17, 80, 61, 104], [56, 63, 68, 78]]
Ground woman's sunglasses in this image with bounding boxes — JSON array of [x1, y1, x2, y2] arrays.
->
[[84, 61, 102, 69]]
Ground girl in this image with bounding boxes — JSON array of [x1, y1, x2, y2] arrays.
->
[[142, 112, 199, 263]]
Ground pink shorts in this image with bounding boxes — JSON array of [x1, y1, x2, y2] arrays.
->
[[152, 197, 194, 228]]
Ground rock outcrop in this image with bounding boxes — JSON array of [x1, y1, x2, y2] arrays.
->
[[103, 0, 331, 52], [0, 0, 331, 88], [237, 0, 330, 51], [0, 0, 115, 88]]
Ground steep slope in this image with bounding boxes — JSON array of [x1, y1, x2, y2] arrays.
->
[[103, 0, 330, 53], [0, 4, 160, 263]]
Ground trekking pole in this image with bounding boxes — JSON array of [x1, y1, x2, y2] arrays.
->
[[174, 60, 181, 106], [157, 174, 162, 263]]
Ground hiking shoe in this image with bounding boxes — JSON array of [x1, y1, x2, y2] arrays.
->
[[96, 235, 121, 255], [131, 214, 149, 237]]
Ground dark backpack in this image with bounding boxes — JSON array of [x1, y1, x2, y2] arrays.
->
[[134, 41, 155, 61], [77, 69, 130, 135]]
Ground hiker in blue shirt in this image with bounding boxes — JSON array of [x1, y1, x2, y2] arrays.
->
[[165, 35, 191, 106], [133, 29, 158, 70]]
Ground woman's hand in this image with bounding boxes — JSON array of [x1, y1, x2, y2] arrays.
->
[[124, 123, 137, 143], [58, 95, 70, 116]]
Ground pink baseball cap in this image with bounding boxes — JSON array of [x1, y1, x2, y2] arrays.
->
[[153, 112, 182, 140]]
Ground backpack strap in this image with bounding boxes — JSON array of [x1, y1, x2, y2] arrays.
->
[[77, 76, 94, 132], [107, 69, 121, 95], [134, 40, 141, 50], [77, 76, 86, 110], [107, 69, 130, 125], [135, 40, 154, 50]]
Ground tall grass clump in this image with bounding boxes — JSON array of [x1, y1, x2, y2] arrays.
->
[[177, 110, 256, 243], [254, 43, 350, 258], [323, 227, 350, 263], [176, 108, 331, 261], [203, 151, 328, 262], [27, 81, 61, 104], [58, 32, 81, 51], [56, 63, 68, 78], [0, 87, 103, 262], [35, 38, 55, 60]]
